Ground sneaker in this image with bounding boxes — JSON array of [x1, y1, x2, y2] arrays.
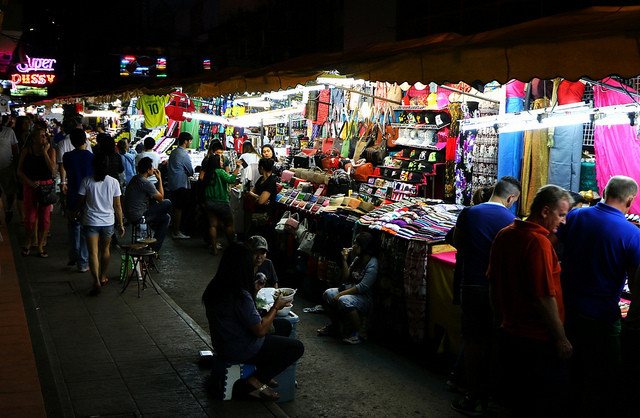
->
[[172, 232, 190, 239], [451, 396, 484, 417], [78, 267, 90, 273]]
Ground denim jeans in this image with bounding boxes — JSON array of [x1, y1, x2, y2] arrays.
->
[[67, 214, 88, 270], [144, 199, 171, 252]]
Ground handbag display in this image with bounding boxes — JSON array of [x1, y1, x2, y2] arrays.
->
[[353, 160, 374, 182], [36, 182, 57, 206], [275, 211, 291, 233], [295, 218, 308, 243], [284, 212, 300, 234]]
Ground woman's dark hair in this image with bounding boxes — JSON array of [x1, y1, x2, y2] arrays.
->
[[97, 133, 116, 155], [258, 157, 274, 172], [209, 139, 224, 153], [242, 140, 260, 156], [211, 154, 222, 170], [92, 153, 109, 182], [354, 231, 376, 257], [203, 242, 255, 303]]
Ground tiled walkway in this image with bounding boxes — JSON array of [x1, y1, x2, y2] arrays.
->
[[1, 216, 285, 417]]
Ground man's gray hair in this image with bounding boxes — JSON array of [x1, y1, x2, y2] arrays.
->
[[604, 175, 638, 202], [529, 184, 573, 216]]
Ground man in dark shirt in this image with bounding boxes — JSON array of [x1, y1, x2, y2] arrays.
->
[[124, 157, 171, 253], [62, 128, 93, 272]]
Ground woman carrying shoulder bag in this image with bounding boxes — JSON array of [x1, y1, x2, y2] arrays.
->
[[16, 127, 56, 258]]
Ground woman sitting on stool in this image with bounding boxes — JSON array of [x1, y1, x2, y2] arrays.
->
[[317, 231, 378, 344], [203, 242, 304, 401]]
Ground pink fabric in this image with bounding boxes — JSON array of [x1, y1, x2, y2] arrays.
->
[[505, 79, 526, 98], [429, 251, 456, 268], [23, 180, 53, 231], [593, 78, 640, 215]]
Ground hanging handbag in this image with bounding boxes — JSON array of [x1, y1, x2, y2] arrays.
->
[[295, 218, 308, 243], [298, 229, 316, 254], [284, 212, 300, 234], [36, 182, 57, 206], [275, 211, 291, 233]]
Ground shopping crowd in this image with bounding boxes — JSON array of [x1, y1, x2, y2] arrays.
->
[[448, 175, 640, 418], [0, 112, 305, 401]]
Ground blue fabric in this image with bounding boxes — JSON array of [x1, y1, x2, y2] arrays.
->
[[210, 290, 264, 363], [120, 150, 137, 185], [167, 146, 194, 191], [62, 149, 93, 210], [548, 124, 583, 192], [557, 202, 640, 323], [498, 97, 525, 215], [460, 203, 517, 286]]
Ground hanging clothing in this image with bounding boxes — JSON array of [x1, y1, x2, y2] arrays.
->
[[136, 95, 169, 128], [547, 80, 586, 193], [520, 98, 551, 217], [593, 78, 640, 215]]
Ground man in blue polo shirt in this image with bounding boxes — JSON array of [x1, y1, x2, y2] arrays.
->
[[451, 175, 521, 415], [554, 175, 640, 417]]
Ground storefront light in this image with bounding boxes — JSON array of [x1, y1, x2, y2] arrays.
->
[[81, 110, 119, 118], [182, 112, 230, 124]]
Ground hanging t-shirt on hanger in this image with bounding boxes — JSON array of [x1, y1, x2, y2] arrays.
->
[[136, 94, 169, 128]]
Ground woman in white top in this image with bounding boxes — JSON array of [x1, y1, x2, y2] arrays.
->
[[76, 153, 125, 295], [238, 141, 261, 190]]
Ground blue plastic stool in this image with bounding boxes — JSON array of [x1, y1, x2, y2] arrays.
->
[[211, 356, 256, 400]]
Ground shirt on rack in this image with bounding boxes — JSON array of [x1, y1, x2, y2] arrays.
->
[[136, 95, 169, 128]]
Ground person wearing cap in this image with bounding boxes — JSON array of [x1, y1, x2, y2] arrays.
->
[[317, 231, 378, 345], [248, 235, 279, 289]]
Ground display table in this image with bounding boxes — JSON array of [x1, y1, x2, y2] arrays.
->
[[426, 251, 462, 355]]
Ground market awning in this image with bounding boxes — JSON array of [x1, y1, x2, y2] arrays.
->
[[183, 6, 640, 97], [338, 6, 640, 86], [36, 6, 640, 104]]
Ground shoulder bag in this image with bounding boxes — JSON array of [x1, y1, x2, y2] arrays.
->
[[37, 182, 57, 206]]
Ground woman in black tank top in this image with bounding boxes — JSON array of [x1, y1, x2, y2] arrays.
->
[[16, 127, 57, 257]]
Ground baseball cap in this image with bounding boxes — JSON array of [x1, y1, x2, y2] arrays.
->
[[247, 235, 268, 252]]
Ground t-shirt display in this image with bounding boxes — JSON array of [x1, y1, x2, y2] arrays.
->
[[136, 95, 169, 128]]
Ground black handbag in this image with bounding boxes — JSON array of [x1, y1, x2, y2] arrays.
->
[[36, 182, 57, 206]]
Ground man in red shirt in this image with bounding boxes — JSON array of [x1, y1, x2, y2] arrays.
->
[[487, 184, 572, 416]]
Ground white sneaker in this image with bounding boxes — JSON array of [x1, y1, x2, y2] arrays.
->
[[172, 232, 190, 239]]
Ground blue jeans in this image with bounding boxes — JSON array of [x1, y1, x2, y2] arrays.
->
[[67, 214, 88, 270], [145, 199, 172, 252]]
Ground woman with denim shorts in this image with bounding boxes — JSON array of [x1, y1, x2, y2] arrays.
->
[[76, 153, 125, 295], [201, 154, 240, 255]]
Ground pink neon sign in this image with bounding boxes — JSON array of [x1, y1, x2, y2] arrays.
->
[[16, 55, 56, 73]]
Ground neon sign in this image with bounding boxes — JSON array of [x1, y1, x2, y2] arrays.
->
[[11, 73, 56, 86], [15, 56, 57, 73]]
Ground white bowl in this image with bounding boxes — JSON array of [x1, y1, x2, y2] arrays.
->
[[277, 304, 293, 317]]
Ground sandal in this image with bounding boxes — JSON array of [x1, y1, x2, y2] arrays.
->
[[342, 333, 365, 345], [317, 324, 335, 337], [248, 384, 279, 401], [21, 247, 30, 256], [100, 278, 109, 286], [267, 379, 278, 388], [38, 251, 49, 258]]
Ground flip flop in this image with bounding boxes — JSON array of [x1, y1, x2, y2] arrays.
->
[[267, 379, 278, 388], [342, 333, 365, 345], [317, 324, 335, 337], [38, 251, 49, 258], [248, 384, 279, 401], [21, 247, 30, 256], [100, 278, 109, 286]]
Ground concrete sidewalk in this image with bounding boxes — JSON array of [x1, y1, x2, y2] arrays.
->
[[2, 212, 287, 417]]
